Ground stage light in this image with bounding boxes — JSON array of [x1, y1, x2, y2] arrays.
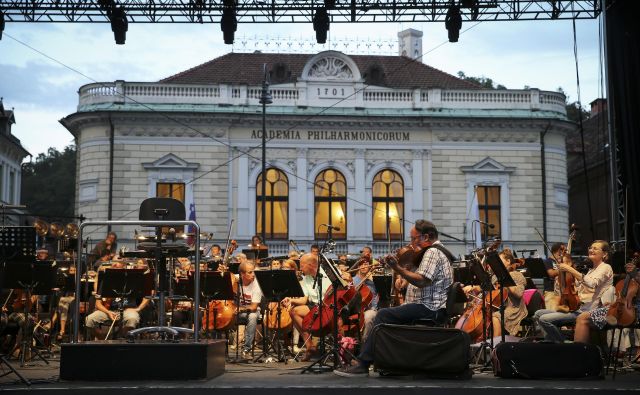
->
[[110, 6, 128, 44], [0, 10, 5, 40], [324, 0, 336, 9], [445, 5, 462, 43], [313, 7, 330, 44], [220, 4, 237, 44]]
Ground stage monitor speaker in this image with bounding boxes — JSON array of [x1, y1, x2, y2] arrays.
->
[[60, 340, 225, 380]]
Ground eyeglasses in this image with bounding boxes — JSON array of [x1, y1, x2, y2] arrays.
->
[[410, 235, 424, 241]]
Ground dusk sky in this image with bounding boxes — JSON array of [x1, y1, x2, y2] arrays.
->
[[1, 17, 603, 159]]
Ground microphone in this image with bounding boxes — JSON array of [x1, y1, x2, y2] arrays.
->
[[321, 224, 341, 231], [474, 220, 495, 229]]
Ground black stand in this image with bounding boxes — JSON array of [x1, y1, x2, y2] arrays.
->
[[128, 197, 194, 341], [97, 268, 147, 340], [253, 270, 304, 362], [484, 252, 516, 345], [198, 271, 234, 340], [301, 249, 350, 374], [3, 260, 56, 368], [468, 258, 494, 366]]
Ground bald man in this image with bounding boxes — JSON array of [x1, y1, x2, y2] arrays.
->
[[282, 253, 330, 361]]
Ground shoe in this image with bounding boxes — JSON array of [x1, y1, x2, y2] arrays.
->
[[242, 350, 251, 359], [293, 345, 301, 353], [333, 363, 369, 377]]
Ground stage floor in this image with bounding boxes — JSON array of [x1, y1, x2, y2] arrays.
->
[[2, 350, 640, 395]]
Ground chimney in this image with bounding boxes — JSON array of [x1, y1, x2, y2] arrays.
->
[[590, 98, 607, 116], [398, 29, 423, 61]]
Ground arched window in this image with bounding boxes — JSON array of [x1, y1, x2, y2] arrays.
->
[[256, 168, 288, 240], [314, 169, 347, 240], [372, 169, 404, 240]]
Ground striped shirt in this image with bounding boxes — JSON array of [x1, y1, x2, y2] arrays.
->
[[404, 241, 453, 311]]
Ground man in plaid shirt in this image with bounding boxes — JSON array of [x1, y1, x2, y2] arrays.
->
[[334, 219, 454, 377]]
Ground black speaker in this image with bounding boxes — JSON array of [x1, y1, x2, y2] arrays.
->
[[60, 340, 225, 380]]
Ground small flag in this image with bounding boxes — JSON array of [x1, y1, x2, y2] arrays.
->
[[187, 202, 196, 246]]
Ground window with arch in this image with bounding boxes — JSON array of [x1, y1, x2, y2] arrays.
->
[[372, 169, 404, 240], [314, 169, 347, 240], [256, 168, 289, 239]]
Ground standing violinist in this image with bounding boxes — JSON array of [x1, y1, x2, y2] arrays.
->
[[282, 253, 330, 361], [543, 242, 565, 311], [334, 220, 453, 377], [573, 260, 640, 344], [534, 240, 613, 343]]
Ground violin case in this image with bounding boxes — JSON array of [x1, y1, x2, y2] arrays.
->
[[372, 324, 472, 378], [491, 341, 604, 379]]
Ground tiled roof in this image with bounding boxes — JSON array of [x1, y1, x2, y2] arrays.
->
[[160, 52, 481, 90]]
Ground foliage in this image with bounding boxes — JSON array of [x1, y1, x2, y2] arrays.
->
[[557, 87, 591, 123], [457, 71, 507, 90], [21, 145, 76, 219]]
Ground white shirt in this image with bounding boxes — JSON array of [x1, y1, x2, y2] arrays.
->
[[238, 278, 263, 307]]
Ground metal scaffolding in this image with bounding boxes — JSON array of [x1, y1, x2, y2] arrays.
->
[[1, 1, 600, 24]]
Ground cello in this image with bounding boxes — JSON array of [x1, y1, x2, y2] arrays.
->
[[205, 223, 238, 331], [605, 253, 640, 327], [557, 225, 580, 313]]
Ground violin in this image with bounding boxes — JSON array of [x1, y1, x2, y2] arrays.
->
[[557, 225, 580, 313], [605, 253, 640, 327]]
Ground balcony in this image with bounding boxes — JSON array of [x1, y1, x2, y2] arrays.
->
[[78, 81, 567, 116]]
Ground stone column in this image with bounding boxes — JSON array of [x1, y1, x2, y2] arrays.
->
[[295, 148, 310, 239], [237, 150, 251, 238], [354, 149, 367, 240]]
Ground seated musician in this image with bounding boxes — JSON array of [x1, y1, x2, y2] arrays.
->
[[89, 232, 118, 270], [334, 220, 454, 377], [282, 253, 331, 361], [310, 244, 320, 256], [345, 259, 379, 342], [574, 260, 640, 344], [2, 290, 37, 358], [236, 261, 263, 357], [463, 248, 527, 337], [542, 242, 565, 311], [534, 240, 613, 343], [85, 261, 149, 339]]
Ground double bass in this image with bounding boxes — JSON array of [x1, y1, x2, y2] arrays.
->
[[605, 253, 640, 327], [205, 223, 238, 331]]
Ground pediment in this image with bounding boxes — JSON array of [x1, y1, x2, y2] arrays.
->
[[301, 51, 362, 81], [460, 157, 515, 174], [143, 153, 199, 170]]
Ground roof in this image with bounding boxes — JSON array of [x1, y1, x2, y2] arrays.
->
[[160, 52, 481, 90]]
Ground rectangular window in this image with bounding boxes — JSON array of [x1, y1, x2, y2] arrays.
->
[[477, 185, 501, 240], [156, 182, 185, 233]]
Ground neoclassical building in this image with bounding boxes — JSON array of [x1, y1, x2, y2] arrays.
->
[[61, 31, 573, 256]]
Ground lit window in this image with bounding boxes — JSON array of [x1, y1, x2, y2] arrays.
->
[[372, 170, 404, 240], [314, 169, 346, 240], [256, 168, 288, 240], [156, 182, 185, 233], [477, 185, 501, 240]]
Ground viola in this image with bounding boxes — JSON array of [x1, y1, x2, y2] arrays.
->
[[557, 225, 580, 313], [605, 254, 640, 327]]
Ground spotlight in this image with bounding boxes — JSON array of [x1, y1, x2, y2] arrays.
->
[[220, 4, 237, 44], [445, 5, 462, 43], [324, 0, 336, 9], [313, 7, 330, 44], [0, 10, 5, 40], [110, 6, 128, 45]]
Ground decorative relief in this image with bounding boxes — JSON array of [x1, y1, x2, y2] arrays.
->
[[346, 162, 355, 173], [403, 162, 412, 172], [287, 160, 297, 172], [435, 131, 538, 143], [250, 159, 259, 172], [308, 57, 354, 79]]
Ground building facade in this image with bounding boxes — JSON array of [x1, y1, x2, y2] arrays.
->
[[62, 36, 573, 257], [0, 100, 31, 225]]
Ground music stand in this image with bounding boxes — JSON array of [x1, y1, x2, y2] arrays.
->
[[0, 265, 30, 385], [467, 258, 495, 366], [128, 197, 194, 341], [97, 268, 147, 340], [254, 270, 304, 362], [0, 226, 37, 264], [199, 271, 235, 339], [302, 252, 349, 374], [3, 260, 56, 367], [243, 249, 268, 261], [484, 252, 515, 345], [524, 258, 547, 279]]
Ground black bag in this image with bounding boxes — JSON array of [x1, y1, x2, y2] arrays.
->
[[371, 324, 472, 378], [491, 341, 604, 379]]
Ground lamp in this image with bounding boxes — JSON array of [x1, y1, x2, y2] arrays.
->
[[313, 7, 330, 44], [221, 2, 237, 44], [110, 6, 128, 45], [259, 64, 272, 242], [445, 4, 462, 43]]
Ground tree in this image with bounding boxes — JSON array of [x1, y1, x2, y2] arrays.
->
[[557, 87, 590, 123], [21, 145, 76, 219], [457, 71, 507, 90]]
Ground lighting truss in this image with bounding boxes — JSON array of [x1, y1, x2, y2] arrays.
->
[[0, 1, 600, 24]]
